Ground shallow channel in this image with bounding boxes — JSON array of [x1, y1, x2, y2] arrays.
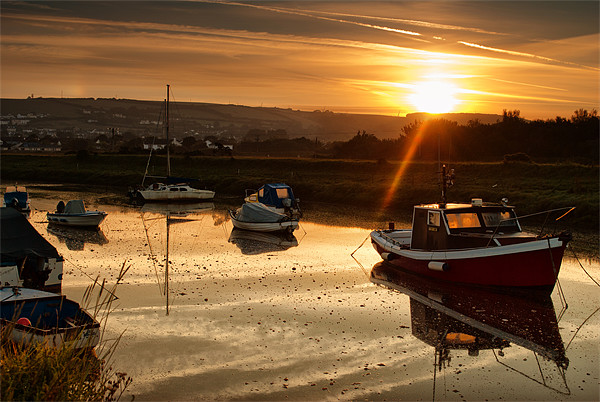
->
[[23, 191, 600, 401]]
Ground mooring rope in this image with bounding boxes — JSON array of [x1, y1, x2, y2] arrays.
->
[[570, 247, 600, 288]]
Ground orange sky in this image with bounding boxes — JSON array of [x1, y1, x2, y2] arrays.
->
[[1, 1, 598, 119]]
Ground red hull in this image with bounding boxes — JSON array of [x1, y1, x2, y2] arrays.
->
[[371, 235, 569, 291]]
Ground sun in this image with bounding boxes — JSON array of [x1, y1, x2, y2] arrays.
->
[[408, 80, 459, 114]]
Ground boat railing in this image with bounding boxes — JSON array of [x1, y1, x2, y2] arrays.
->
[[486, 206, 575, 247], [378, 230, 411, 248]]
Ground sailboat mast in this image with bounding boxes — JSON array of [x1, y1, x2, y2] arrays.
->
[[166, 84, 171, 177]]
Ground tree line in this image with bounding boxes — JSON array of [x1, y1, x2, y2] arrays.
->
[[29, 108, 599, 164], [320, 109, 599, 163]]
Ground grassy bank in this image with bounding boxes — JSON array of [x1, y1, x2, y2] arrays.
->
[[2, 154, 598, 231]]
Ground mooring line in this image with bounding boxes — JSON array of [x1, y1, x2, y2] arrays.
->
[[570, 247, 600, 287], [350, 233, 371, 278], [565, 306, 600, 351], [64, 257, 121, 306]]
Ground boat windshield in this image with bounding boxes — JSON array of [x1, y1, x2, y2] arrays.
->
[[276, 188, 290, 199], [445, 212, 481, 229], [445, 209, 519, 231], [481, 211, 516, 228]]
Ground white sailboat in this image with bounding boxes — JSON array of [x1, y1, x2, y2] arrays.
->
[[134, 85, 215, 202]]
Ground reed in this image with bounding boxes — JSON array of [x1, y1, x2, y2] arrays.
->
[[0, 263, 132, 401]]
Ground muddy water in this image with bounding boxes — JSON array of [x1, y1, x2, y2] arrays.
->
[[25, 195, 600, 401]]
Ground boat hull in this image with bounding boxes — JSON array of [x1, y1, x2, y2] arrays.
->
[[370, 230, 569, 291], [1, 288, 100, 350], [229, 210, 299, 232], [139, 189, 215, 201], [47, 211, 107, 228]]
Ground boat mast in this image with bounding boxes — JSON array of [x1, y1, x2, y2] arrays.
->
[[440, 165, 454, 206], [166, 84, 171, 177]]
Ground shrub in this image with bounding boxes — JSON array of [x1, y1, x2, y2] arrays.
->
[[503, 152, 532, 163]]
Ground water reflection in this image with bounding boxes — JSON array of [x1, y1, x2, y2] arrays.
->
[[228, 228, 298, 255], [370, 262, 570, 395], [140, 202, 215, 216], [139, 202, 221, 316], [46, 225, 108, 251]]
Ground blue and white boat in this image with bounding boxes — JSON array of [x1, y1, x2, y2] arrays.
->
[[229, 183, 301, 233], [47, 200, 107, 229], [3, 185, 31, 215], [1, 207, 63, 293], [0, 287, 100, 350]]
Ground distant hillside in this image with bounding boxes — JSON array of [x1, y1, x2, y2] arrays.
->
[[1, 97, 501, 142]]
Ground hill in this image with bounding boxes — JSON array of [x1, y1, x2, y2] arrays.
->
[[1, 97, 501, 142]]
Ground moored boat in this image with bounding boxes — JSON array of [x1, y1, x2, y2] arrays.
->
[[0, 287, 100, 350], [370, 166, 572, 294], [47, 200, 107, 228], [229, 183, 301, 233], [137, 182, 215, 202], [1, 207, 63, 293], [3, 185, 31, 216], [129, 85, 215, 203]]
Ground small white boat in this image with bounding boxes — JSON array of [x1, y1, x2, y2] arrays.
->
[[138, 183, 215, 202], [0, 287, 100, 350], [1, 207, 63, 293], [3, 185, 31, 216], [229, 183, 301, 233], [47, 200, 107, 228]]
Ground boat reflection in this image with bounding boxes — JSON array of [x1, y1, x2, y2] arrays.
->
[[140, 202, 214, 217], [46, 225, 108, 251], [370, 262, 570, 393], [228, 228, 298, 255]]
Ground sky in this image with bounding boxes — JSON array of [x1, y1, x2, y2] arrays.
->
[[1, 1, 598, 119]]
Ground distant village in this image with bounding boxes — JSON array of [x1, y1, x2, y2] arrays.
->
[[0, 108, 237, 155], [2, 99, 597, 163]]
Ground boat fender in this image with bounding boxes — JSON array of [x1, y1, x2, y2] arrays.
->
[[381, 252, 396, 262], [428, 261, 449, 272]]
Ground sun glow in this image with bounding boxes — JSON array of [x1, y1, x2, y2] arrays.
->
[[409, 80, 460, 113]]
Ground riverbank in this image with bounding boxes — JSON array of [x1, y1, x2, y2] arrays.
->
[[2, 154, 598, 230]]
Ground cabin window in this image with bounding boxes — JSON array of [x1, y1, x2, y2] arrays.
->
[[445, 212, 481, 229], [170, 188, 178, 191], [427, 211, 441, 227], [276, 188, 290, 199], [481, 211, 514, 228], [179, 187, 187, 191]]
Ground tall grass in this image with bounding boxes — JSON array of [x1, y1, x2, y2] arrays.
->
[[0, 263, 132, 401]]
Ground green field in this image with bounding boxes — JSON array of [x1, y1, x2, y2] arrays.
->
[[2, 154, 598, 234]]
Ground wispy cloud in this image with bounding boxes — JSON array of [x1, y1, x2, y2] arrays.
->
[[459, 41, 599, 71], [1, 1, 598, 118]]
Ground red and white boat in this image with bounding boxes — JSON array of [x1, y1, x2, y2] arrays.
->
[[370, 167, 572, 294]]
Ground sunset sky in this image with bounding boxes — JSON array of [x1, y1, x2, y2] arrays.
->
[[1, 1, 598, 119]]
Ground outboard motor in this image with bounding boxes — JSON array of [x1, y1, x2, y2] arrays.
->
[[56, 200, 65, 213], [9, 198, 19, 210]]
